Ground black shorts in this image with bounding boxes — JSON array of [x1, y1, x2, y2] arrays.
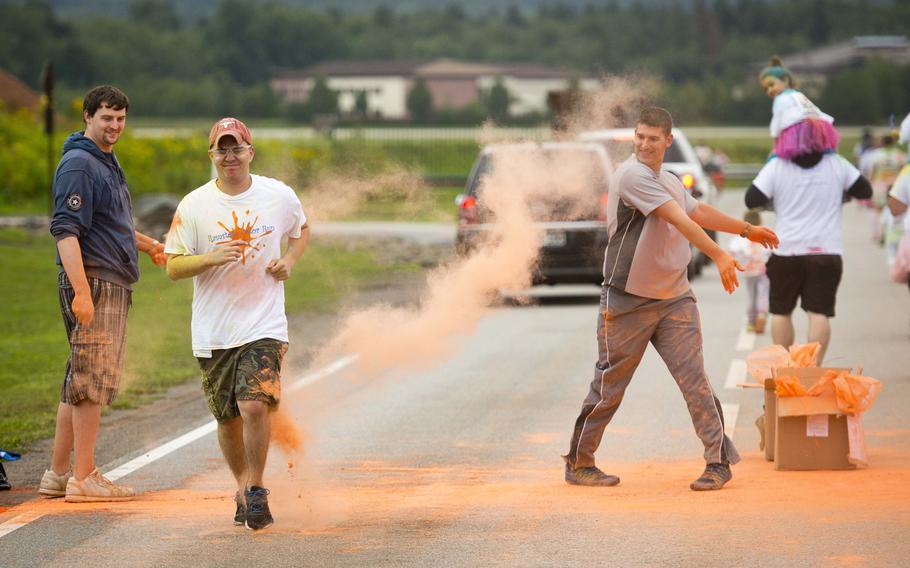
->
[[765, 254, 842, 317]]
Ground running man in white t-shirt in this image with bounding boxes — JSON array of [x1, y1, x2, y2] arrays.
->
[[746, 150, 872, 364], [164, 117, 309, 531]]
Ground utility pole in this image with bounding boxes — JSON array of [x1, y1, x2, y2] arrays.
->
[[41, 62, 54, 217]]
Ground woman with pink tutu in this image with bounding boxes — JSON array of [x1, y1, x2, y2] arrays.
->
[[759, 56, 840, 160]]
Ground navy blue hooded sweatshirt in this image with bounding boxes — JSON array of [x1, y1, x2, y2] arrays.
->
[[49, 131, 139, 290]]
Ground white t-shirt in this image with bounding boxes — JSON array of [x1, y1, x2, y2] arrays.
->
[[889, 164, 910, 233], [899, 111, 910, 145], [770, 89, 834, 138], [602, 156, 698, 299], [752, 154, 860, 256], [728, 236, 771, 277], [165, 174, 306, 355]]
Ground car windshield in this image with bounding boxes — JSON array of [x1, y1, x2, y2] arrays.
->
[[598, 138, 686, 167], [466, 148, 609, 221]]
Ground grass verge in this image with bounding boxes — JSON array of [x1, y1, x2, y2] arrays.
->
[[340, 186, 462, 222], [0, 227, 419, 450]]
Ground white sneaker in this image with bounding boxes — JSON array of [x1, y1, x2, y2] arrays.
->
[[38, 468, 72, 498], [64, 468, 135, 503]]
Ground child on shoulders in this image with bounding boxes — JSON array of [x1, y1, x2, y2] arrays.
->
[[760, 56, 840, 160]]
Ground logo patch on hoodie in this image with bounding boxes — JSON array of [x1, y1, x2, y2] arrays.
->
[[67, 193, 83, 211]]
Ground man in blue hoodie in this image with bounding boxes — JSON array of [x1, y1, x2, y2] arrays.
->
[[40, 85, 166, 503]]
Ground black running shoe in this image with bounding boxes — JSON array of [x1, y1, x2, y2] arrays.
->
[[233, 491, 245, 526], [0, 462, 10, 491], [565, 463, 620, 487], [244, 486, 273, 530], [690, 463, 732, 491]]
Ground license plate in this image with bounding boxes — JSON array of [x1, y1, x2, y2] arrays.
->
[[542, 231, 567, 247]]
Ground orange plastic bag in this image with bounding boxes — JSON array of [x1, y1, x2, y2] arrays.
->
[[788, 342, 820, 367], [834, 373, 883, 414], [746, 345, 791, 382], [775, 375, 808, 397], [806, 370, 884, 414], [805, 369, 840, 397]]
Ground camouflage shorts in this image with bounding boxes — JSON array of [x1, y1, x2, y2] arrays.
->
[[197, 339, 288, 422]]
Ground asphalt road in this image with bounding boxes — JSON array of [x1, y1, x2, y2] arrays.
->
[[1, 190, 908, 567]]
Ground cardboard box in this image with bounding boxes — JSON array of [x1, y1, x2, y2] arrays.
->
[[771, 367, 857, 471], [763, 378, 776, 462]]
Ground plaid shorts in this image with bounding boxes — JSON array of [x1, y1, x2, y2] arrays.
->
[[197, 339, 288, 423], [58, 273, 132, 405]]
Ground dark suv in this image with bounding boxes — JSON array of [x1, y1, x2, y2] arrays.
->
[[455, 142, 613, 286]]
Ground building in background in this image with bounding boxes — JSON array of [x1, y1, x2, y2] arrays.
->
[[270, 58, 599, 119], [0, 68, 41, 112]]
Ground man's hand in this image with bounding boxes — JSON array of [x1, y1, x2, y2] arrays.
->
[[72, 292, 95, 326], [715, 251, 744, 294], [146, 240, 167, 267], [745, 225, 780, 249], [266, 257, 295, 281], [207, 240, 246, 266]]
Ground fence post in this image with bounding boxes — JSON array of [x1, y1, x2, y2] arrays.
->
[[42, 62, 55, 217]]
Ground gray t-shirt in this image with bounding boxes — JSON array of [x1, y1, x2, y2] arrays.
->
[[602, 156, 699, 299]]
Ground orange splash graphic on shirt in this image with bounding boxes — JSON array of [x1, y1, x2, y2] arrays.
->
[[215, 210, 273, 264]]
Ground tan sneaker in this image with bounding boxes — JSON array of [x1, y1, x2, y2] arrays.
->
[[754, 313, 767, 335], [38, 468, 72, 498], [64, 468, 135, 503]]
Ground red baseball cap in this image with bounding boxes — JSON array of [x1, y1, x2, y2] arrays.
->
[[208, 117, 253, 148]]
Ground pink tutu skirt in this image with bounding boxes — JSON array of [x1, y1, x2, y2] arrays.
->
[[890, 235, 910, 284], [774, 119, 841, 160]]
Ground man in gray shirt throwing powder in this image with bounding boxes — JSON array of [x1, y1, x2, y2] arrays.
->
[[563, 107, 779, 491]]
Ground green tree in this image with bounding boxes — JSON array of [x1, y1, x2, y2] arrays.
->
[[483, 78, 511, 123], [505, 4, 525, 27], [819, 60, 910, 124], [810, 0, 831, 45], [307, 77, 338, 116], [406, 78, 433, 123], [206, 0, 268, 85], [128, 0, 179, 29], [354, 90, 369, 117]]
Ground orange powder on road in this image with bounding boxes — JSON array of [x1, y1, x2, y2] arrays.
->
[[270, 407, 306, 457]]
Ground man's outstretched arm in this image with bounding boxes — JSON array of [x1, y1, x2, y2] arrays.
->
[[166, 239, 246, 281], [689, 201, 779, 249], [136, 231, 166, 266], [651, 200, 743, 294]]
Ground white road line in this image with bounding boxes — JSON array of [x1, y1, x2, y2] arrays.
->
[[722, 403, 740, 439], [0, 511, 45, 539], [106, 354, 357, 481], [0, 354, 356, 540], [287, 353, 358, 393], [724, 359, 747, 390], [104, 421, 218, 482], [735, 327, 756, 352]]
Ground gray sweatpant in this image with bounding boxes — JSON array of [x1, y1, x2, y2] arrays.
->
[[565, 286, 740, 469]]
